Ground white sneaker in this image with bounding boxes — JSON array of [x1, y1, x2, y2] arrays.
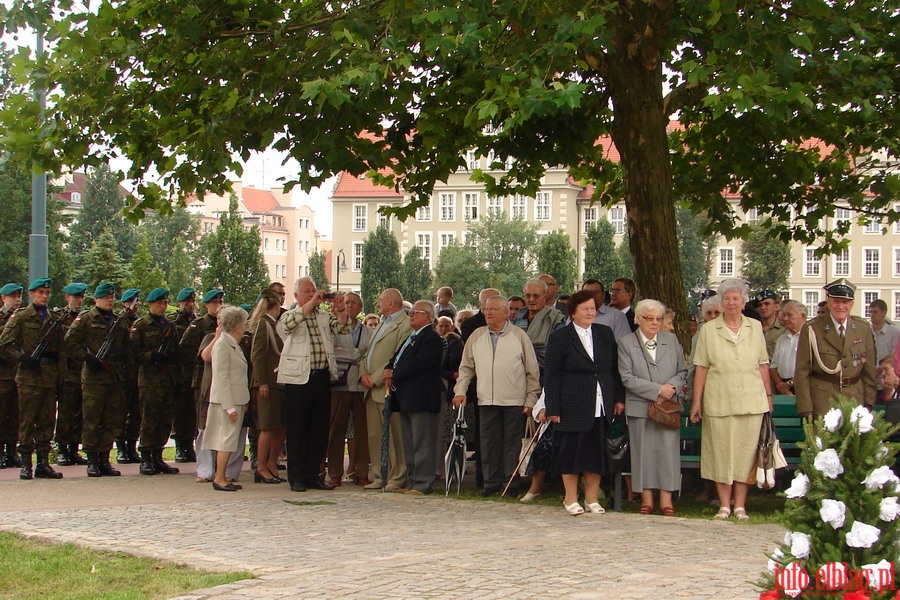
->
[[519, 492, 541, 503]]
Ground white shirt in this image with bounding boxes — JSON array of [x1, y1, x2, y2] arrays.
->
[[771, 330, 800, 379], [573, 323, 604, 417], [637, 329, 658, 362]]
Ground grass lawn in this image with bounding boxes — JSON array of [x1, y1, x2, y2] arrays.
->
[[0, 532, 252, 600]]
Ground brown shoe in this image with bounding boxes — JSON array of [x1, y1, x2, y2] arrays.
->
[[328, 477, 342, 488], [354, 477, 373, 487]]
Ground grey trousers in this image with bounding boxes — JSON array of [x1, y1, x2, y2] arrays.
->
[[401, 411, 436, 493], [479, 405, 524, 489]]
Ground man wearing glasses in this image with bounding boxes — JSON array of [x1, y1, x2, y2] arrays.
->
[[609, 277, 638, 332]]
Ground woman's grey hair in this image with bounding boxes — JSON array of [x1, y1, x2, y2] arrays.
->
[[780, 299, 807, 317], [717, 278, 750, 302], [634, 299, 666, 320], [219, 305, 248, 333], [700, 295, 723, 316]]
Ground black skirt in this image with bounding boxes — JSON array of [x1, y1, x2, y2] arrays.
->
[[552, 417, 608, 477]]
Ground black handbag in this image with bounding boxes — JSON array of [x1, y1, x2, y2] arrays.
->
[[606, 416, 630, 473]]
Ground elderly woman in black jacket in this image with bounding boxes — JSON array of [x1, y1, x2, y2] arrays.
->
[[544, 290, 625, 516]]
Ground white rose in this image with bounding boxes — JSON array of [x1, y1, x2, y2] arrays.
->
[[845, 521, 881, 549], [862, 466, 900, 491], [879, 496, 900, 522], [814, 448, 844, 479], [785, 531, 812, 558], [823, 407, 843, 432], [819, 499, 846, 529], [784, 473, 810, 498], [850, 405, 875, 434], [816, 562, 847, 590], [776, 562, 810, 598], [862, 559, 894, 591]]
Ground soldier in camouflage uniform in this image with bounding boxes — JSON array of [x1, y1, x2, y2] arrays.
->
[[64, 283, 135, 477], [0, 278, 64, 479], [115, 288, 142, 464], [170, 287, 197, 463], [131, 288, 180, 475], [0, 283, 23, 469], [179, 290, 224, 450], [55, 282, 89, 466]]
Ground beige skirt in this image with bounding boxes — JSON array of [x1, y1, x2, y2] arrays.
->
[[700, 413, 763, 484], [202, 404, 247, 453]]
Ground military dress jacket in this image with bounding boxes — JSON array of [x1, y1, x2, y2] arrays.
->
[[0, 304, 63, 388], [64, 306, 132, 384]]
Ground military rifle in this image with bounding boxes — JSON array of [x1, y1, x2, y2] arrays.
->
[[96, 298, 139, 362], [28, 308, 74, 362], [156, 309, 184, 357]]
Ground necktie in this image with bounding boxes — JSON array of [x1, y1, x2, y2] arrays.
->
[[645, 339, 657, 350], [396, 332, 416, 361], [839, 324, 845, 341]]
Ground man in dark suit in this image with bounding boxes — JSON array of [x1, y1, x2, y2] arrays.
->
[[795, 278, 876, 417], [385, 300, 444, 495], [610, 277, 637, 332], [460, 288, 500, 342]]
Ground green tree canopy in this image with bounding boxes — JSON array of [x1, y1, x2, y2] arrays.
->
[[360, 224, 402, 311], [198, 194, 269, 305], [678, 204, 716, 314], [740, 220, 793, 295], [401, 247, 432, 305], [432, 242, 487, 310], [123, 236, 168, 302], [78, 228, 130, 291], [583, 221, 624, 290], [537, 231, 576, 295], [138, 205, 200, 289], [465, 211, 537, 298], [4, 0, 898, 329], [308, 249, 328, 291]]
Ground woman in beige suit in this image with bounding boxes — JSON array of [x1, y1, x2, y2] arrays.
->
[[249, 290, 285, 484], [204, 306, 251, 492]]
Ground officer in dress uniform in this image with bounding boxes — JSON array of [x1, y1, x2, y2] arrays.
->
[[794, 278, 877, 418], [0, 283, 23, 468], [65, 283, 135, 477], [55, 282, 89, 466], [0, 278, 64, 479], [131, 288, 180, 475], [115, 288, 142, 463], [170, 287, 198, 463]]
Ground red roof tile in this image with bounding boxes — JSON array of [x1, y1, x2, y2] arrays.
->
[[332, 172, 403, 198], [241, 187, 283, 213]]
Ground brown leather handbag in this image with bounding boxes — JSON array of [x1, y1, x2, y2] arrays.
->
[[648, 399, 682, 429]]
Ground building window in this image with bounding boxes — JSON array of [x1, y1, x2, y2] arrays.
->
[[466, 150, 478, 170], [804, 290, 820, 318], [305, 241, 310, 252], [439, 232, 456, 253], [803, 247, 821, 277], [864, 247, 880, 277], [353, 204, 367, 232], [486, 196, 503, 216], [264, 237, 269, 250], [439, 193, 456, 222], [535, 192, 551, 221], [584, 207, 597, 234], [894, 291, 900, 321], [745, 208, 759, 223], [352, 242, 364, 272], [835, 207, 851, 230], [511, 195, 527, 220], [895, 248, 900, 277], [608, 205, 626, 235], [863, 291, 879, 318], [895, 204, 900, 234], [377, 205, 391, 230], [463, 193, 479, 221], [417, 233, 432, 267], [416, 203, 432, 222], [718, 247, 734, 277], [864, 216, 882, 234], [833, 248, 850, 277]]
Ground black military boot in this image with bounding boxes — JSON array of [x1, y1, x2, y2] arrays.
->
[[19, 452, 32, 480], [33, 451, 63, 479], [126, 440, 141, 463], [69, 444, 89, 466], [0, 443, 7, 468], [116, 440, 130, 464], [139, 450, 158, 475], [85, 452, 103, 477], [56, 443, 75, 466], [153, 449, 180, 474], [174, 440, 189, 463], [185, 442, 197, 463], [6, 444, 22, 468], [98, 451, 121, 477]]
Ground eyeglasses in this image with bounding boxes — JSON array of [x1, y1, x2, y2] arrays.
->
[[408, 309, 429, 316], [640, 315, 662, 322]]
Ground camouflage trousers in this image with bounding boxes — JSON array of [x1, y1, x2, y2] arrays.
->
[[0, 380, 18, 443], [139, 384, 175, 451], [17, 384, 57, 454], [170, 380, 197, 442], [55, 380, 83, 445], [82, 383, 125, 453]]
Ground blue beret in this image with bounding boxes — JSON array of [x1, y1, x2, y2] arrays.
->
[[755, 289, 779, 302], [238, 303, 253, 312], [176, 287, 196, 302], [202, 289, 225, 303], [94, 283, 116, 298], [28, 277, 52, 291], [146, 288, 169, 303], [63, 283, 88, 296], [0, 283, 23, 296], [120, 288, 141, 303]]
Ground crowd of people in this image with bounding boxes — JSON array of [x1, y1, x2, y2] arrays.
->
[[0, 271, 889, 517]]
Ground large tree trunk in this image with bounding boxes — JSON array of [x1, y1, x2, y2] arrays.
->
[[606, 1, 688, 342]]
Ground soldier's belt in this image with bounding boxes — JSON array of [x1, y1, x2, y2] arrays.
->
[[812, 371, 861, 387], [39, 358, 58, 366]]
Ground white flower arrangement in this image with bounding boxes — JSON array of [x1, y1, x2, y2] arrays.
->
[[784, 473, 809, 499], [784, 531, 812, 558], [815, 562, 847, 590], [822, 407, 843, 432], [818, 499, 846, 529], [850, 405, 875, 434], [878, 496, 900, 522], [813, 448, 844, 479], [861, 465, 900, 491], [845, 521, 881, 549]]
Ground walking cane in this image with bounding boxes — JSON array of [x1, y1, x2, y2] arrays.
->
[[501, 422, 545, 497]]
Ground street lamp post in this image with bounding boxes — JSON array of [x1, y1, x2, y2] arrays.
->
[[335, 249, 347, 292]]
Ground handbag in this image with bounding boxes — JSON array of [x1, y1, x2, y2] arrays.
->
[[648, 399, 682, 429], [606, 415, 630, 473], [755, 412, 787, 489], [517, 418, 538, 477]]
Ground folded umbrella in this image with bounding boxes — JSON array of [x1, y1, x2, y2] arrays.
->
[[444, 404, 468, 496]]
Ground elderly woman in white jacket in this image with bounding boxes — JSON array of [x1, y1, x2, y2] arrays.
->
[[204, 306, 250, 492]]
